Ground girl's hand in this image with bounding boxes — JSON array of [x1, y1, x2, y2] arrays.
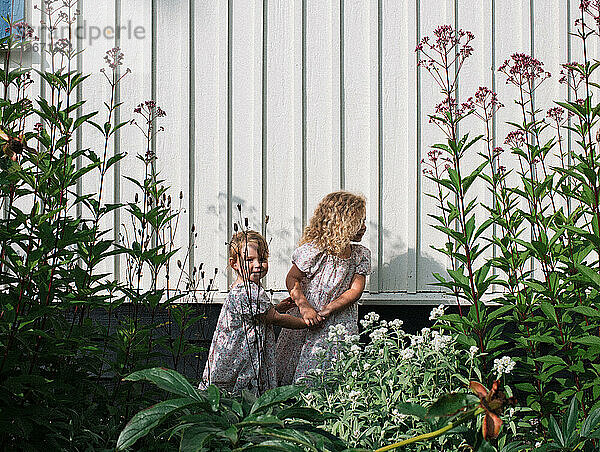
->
[[275, 296, 296, 313], [299, 305, 324, 327], [318, 307, 332, 318]]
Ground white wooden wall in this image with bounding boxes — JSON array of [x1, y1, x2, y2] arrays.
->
[[26, 0, 575, 304]]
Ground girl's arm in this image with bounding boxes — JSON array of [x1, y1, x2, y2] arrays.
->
[[286, 264, 324, 327], [318, 273, 366, 318], [262, 307, 308, 329], [274, 296, 295, 313]]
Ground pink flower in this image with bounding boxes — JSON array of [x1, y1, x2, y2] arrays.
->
[[504, 130, 525, 148], [472, 87, 503, 121], [559, 62, 585, 93], [547, 107, 565, 125], [104, 47, 124, 69], [499, 53, 551, 90]]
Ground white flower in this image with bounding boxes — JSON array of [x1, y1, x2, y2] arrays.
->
[[351, 371, 358, 378], [421, 327, 431, 336], [429, 304, 446, 321], [392, 408, 408, 422], [410, 335, 425, 346], [314, 346, 326, 357], [469, 345, 479, 357], [390, 319, 404, 329], [493, 356, 516, 376], [378, 348, 384, 356], [400, 348, 415, 360], [535, 441, 542, 448], [369, 327, 388, 342], [360, 311, 380, 328], [328, 323, 349, 342], [363, 363, 371, 371], [348, 334, 360, 343], [349, 389, 361, 400], [380, 319, 388, 328], [431, 330, 453, 351], [350, 344, 361, 355]]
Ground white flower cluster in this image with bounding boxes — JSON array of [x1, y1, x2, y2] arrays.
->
[[429, 304, 446, 321], [400, 348, 415, 360], [431, 330, 453, 351], [469, 345, 479, 357], [360, 311, 380, 328], [348, 389, 361, 400], [326, 324, 360, 345], [410, 334, 424, 346], [327, 324, 349, 342], [389, 319, 404, 329], [493, 356, 516, 376], [350, 344, 361, 355], [369, 326, 388, 342]]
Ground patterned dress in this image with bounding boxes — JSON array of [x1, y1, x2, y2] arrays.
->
[[200, 282, 276, 395], [275, 242, 371, 385]]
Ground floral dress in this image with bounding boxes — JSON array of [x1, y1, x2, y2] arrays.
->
[[275, 242, 371, 385], [200, 282, 276, 395]]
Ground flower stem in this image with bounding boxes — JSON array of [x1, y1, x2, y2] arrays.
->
[[374, 407, 484, 452]]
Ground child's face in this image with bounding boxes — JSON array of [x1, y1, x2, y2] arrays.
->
[[350, 217, 367, 242], [231, 243, 268, 283]]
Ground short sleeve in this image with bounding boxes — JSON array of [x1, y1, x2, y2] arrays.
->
[[292, 243, 324, 278], [230, 284, 273, 319], [355, 246, 372, 275]]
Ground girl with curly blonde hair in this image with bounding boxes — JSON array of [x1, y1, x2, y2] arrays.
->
[[275, 191, 371, 385]]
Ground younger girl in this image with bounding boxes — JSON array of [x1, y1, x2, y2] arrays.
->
[[275, 191, 371, 384], [200, 230, 306, 395]]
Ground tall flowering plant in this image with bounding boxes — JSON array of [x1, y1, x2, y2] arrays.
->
[[420, 1, 600, 435], [417, 26, 500, 357]]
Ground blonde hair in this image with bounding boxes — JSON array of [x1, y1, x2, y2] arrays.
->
[[229, 230, 269, 266], [299, 191, 366, 257]]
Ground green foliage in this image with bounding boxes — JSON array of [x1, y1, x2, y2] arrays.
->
[[535, 396, 600, 451], [0, 7, 211, 450], [117, 367, 350, 451], [300, 314, 483, 450]]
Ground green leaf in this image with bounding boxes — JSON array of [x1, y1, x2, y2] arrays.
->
[[573, 336, 600, 347], [250, 385, 301, 414], [116, 398, 197, 450], [393, 402, 428, 420], [236, 414, 284, 428], [206, 384, 221, 411], [427, 393, 478, 417], [549, 415, 565, 447], [563, 395, 578, 446], [124, 367, 204, 402], [577, 264, 600, 289], [581, 407, 600, 437], [179, 425, 214, 452], [570, 306, 600, 317]]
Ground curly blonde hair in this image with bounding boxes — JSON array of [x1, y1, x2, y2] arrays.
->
[[299, 191, 366, 257], [229, 230, 269, 265]]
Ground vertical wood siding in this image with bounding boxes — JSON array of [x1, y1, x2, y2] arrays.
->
[[26, 0, 575, 303]]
